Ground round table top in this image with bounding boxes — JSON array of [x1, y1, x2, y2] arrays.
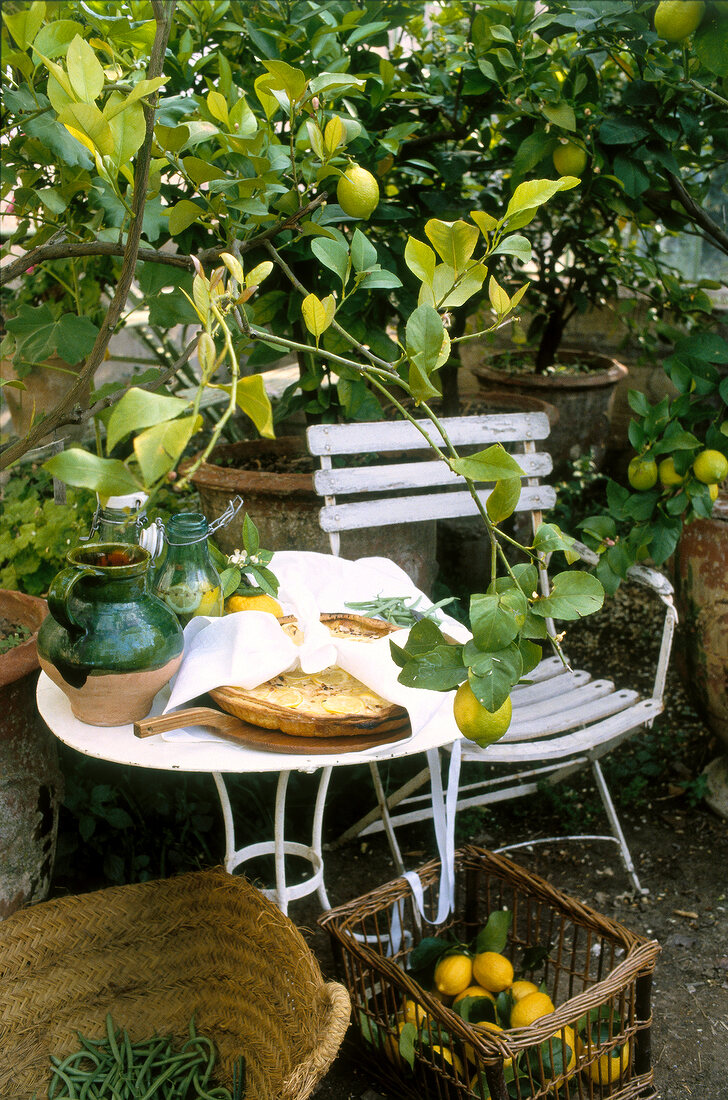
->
[[37, 672, 458, 775]]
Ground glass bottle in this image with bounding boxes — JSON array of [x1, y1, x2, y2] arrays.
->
[[152, 512, 224, 626], [85, 493, 148, 545]]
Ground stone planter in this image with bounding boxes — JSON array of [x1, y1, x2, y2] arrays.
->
[[188, 436, 439, 594], [672, 493, 728, 751], [467, 349, 627, 475], [0, 590, 63, 919]]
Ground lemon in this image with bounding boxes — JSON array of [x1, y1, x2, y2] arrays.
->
[[534, 1025, 577, 1079], [628, 456, 658, 491], [434, 953, 473, 996], [383, 1018, 408, 1066], [337, 164, 380, 219], [269, 687, 303, 708], [658, 456, 685, 487], [197, 585, 223, 616], [310, 667, 350, 687], [509, 990, 555, 1028], [578, 1038, 630, 1084], [472, 951, 514, 994], [654, 0, 705, 41], [321, 694, 368, 715], [402, 997, 429, 1027], [430, 1045, 464, 1075], [693, 448, 728, 485], [709, 482, 720, 502], [452, 984, 496, 1009], [453, 683, 512, 746], [552, 141, 587, 177], [509, 979, 540, 1002], [464, 1021, 512, 1066], [224, 593, 283, 617]]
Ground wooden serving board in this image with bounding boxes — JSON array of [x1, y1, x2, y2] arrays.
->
[[134, 705, 412, 755]]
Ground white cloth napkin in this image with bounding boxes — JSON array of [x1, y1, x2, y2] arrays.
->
[[161, 552, 469, 744]]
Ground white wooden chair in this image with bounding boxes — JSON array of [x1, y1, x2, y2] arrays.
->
[[306, 413, 677, 894]]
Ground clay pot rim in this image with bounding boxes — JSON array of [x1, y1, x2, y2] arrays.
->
[[474, 352, 628, 390], [185, 437, 316, 494], [0, 589, 49, 688]]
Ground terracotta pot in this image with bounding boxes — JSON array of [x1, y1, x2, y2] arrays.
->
[[188, 436, 439, 595], [673, 493, 728, 750], [468, 350, 628, 475], [0, 590, 63, 919]]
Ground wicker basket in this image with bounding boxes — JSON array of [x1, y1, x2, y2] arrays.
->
[[320, 846, 659, 1100], [0, 869, 350, 1100]]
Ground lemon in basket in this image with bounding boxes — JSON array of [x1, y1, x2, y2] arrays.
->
[[464, 1021, 512, 1066], [510, 990, 555, 1028], [452, 985, 496, 1010], [402, 997, 429, 1027], [527, 1025, 577, 1082], [472, 951, 513, 993], [430, 1044, 464, 1075], [577, 1033, 631, 1084], [434, 953, 473, 996], [509, 979, 540, 1002]]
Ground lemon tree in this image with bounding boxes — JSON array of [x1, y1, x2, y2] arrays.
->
[[654, 1, 706, 41]]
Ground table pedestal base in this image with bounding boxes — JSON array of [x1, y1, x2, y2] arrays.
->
[[212, 767, 333, 914]]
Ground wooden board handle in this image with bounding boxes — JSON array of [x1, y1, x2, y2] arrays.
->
[[134, 707, 246, 738]]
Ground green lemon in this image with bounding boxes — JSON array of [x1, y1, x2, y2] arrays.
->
[[692, 449, 728, 485], [336, 165, 380, 219], [453, 683, 512, 745], [628, 456, 658, 491], [552, 141, 588, 178], [658, 457, 685, 487], [654, 1, 705, 41]]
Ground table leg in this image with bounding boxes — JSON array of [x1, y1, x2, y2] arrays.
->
[[211, 768, 333, 914]]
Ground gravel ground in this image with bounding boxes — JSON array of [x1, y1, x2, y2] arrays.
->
[[290, 583, 728, 1100]]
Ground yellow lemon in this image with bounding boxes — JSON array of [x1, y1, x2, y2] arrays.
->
[[628, 456, 658, 491], [509, 979, 541, 1002], [430, 1045, 464, 1075], [472, 951, 514, 994], [224, 593, 283, 617], [577, 1036, 631, 1084], [453, 683, 512, 746], [434, 953, 473, 996], [452, 984, 496, 1009], [709, 482, 720, 502], [693, 448, 728, 485], [654, 0, 705, 41], [552, 141, 588, 177], [658, 456, 685, 487], [336, 164, 380, 219], [509, 991, 555, 1029], [465, 1021, 512, 1066], [269, 687, 303, 708], [197, 585, 223, 616], [402, 997, 429, 1027]]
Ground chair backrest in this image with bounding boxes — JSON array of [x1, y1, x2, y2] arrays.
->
[[306, 413, 555, 557]]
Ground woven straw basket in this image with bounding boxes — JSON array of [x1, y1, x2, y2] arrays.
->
[[0, 869, 350, 1100], [321, 845, 660, 1100]]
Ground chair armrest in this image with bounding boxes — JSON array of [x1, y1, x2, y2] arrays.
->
[[625, 563, 675, 600]]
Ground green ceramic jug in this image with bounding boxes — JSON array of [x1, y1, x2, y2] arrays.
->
[[37, 543, 184, 726]]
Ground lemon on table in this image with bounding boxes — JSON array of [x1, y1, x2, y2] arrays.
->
[[654, 0, 705, 41], [337, 164, 380, 219], [472, 951, 514, 994], [509, 990, 555, 1028], [628, 456, 658, 491], [224, 593, 283, 617], [434, 953, 473, 996], [552, 140, 588, 177], [692, 448, 728, 485], [453, 683, 512, 746]]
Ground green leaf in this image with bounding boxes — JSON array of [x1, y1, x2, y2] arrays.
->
[[180, 157, 228, 186], [488, 275, 511, 315], [58, 101, 114, 156], [212, 376, 274, 439], [5, 304, 98, 365], [396, 644, 467, 691], [468, 645, 523, 711], [167, 199, 204, 235], [302, 293, 336, 339], [532, 522, 575, 555], [310, 237, 349, 286], [43, 449, 143, 497], [469, 594, 522, 651], [106, 388, 191, 452], [695, 19, 728, 76], [490, 234, 531, 262], [486, 477, 522, 523], [66, 34, 104, 102], [532, 571, 604, 621], [475, 909, 512, 953], [3, 0, 45, 50], [133, 415, 201, 486], [398, 1022, 417, 1070], [207, 89, 228, 125], [450, 444, 524, 482], [424, 218, 479, 273], [350, 228, 378, 273], [32, 19, 82, 59], [470, 210, 498, 235], [598, 118, 649, 144], [541, 100, 576, 131], [503, 177, 579, 223], [519, 637, 543, 676], [261, 60, 307, 104], [406, 304, 446, 375], [108, 101, 146, 163]]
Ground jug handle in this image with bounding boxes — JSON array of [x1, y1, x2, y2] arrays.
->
[[47, 566, 103, 637]]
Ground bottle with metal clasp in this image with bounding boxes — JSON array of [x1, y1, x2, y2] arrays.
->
[[83, 493, 149, 545], [151, 498, 243, 627]]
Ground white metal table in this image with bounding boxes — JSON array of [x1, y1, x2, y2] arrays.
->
[[37, 672, 458, 914]]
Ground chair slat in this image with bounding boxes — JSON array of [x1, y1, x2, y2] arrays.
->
[[313, 452, 553, 496], [306, 412, 551, 456], [317, 485, 557, 532], [498, 687, 640, 740]]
